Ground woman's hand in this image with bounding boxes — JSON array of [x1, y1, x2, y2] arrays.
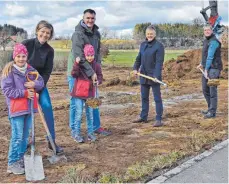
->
[[24, 81, 35, 89]]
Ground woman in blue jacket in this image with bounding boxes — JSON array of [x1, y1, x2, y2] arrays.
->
[[133, 25, 164, 127]]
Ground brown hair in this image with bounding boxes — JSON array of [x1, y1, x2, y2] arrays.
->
[[35, 20, 54, 40], [2, 61, 14, 78]]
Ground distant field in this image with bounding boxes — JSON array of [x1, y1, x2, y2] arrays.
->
[[103, 50, 187, 67], [52, 49, 187, 69], [0, 48, 187, 72]]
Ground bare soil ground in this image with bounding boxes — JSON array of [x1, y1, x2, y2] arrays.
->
[[0, 50, 228, 183]]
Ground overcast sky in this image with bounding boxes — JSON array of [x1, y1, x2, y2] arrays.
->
[[0, 0, 228, 37]]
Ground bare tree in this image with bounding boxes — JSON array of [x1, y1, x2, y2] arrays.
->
[[192, 17, 204, 27], [101, 27, 111, 40], [62, 35, 71, 49], [120, 31, 133, 40], [0, 31, 10, 51]]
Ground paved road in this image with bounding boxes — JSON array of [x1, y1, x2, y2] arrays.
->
[[165, 145, 228, 183]]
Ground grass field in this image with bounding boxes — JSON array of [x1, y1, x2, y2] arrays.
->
[[0, 49, 187, 72], [103, 50, 187, 67], [48, 39, 187, 68], [52, 49, 187, 70]]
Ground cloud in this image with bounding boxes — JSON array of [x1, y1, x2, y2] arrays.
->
[[3, 4, 29, 17], [116, 28, 133, 37], [53, 17, 81, 36], [0, 0, 228, 37]]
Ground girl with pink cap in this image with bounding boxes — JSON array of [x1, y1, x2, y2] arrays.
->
[[1, 43, 44, 175], [70, 44, 103, 143]]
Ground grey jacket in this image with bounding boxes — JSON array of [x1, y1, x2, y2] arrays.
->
[[70, 20, 101, 77]]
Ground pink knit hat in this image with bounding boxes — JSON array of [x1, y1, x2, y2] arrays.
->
[[13, 43, 28, 59], [84, 44, 95, 56]]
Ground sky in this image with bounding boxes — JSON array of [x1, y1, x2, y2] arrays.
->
[[0, 0, 228, 38]]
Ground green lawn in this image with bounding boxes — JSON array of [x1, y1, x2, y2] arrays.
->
[[103, 50, 187, 67], [51, 49, 188, 70]]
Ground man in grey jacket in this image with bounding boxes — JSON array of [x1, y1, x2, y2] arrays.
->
[[67, 9, 111, 138]]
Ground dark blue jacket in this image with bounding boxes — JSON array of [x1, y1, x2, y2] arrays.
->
[[133, 39, 164, 85]]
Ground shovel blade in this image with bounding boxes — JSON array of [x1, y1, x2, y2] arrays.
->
[[24, 154, 45, 181]]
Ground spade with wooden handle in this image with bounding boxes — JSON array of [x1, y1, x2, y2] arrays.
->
[[136, 72, 167, 86]]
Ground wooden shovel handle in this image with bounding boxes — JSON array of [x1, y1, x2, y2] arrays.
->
[[26, 71, 39, 82], [38, 105, 57, 154], [136, 73, 167, 86]]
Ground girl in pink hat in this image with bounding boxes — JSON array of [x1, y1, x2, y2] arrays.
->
[[1, 43, 44, 175], [70, 44, 103, 143]]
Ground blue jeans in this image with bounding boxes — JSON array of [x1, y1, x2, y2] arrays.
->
[[140, 83, 163, 121], [72, 98, 93, 135], [67, 76, 101, 132], [39, 87, 56, 141], [8, 115, 31, 165]]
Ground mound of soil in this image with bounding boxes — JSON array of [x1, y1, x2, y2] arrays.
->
[[105, 77, 121, 87], [163, 48, 228, 80]]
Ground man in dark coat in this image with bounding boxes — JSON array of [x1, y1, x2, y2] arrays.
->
[[133, 25, 164, 127]]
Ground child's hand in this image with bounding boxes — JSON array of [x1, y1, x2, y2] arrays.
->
[[75, 57, 80, 64], [36, 93, 39, 100], [25, 89, 34, 99], [24, 81, 35, 89], [93, 81, 99, 86]]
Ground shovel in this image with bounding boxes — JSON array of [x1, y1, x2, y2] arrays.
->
[[24, 98, 45, 181], [86, 82, 102, 108], [136, 72, 167, 86], [38, 105, 67, 164]]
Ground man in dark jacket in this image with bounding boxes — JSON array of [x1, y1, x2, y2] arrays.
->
[[67, 9, 111, 136], [133, 25, 164, 127], [197, 24, 222, 118]]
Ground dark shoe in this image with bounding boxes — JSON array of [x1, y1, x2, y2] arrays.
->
[[94, 128, 111, 136], [132, 118, 147, 123], [153, 120, 164, 127], [204, 112, 216, 119], [48, 142, 64, 154], [201, 110, 209, 115]]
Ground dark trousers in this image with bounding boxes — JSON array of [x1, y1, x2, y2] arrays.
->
[[140, 83, 163, 121], [202, 69, 220, 114]]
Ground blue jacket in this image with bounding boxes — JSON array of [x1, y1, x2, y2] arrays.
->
[[133, 39, 164, 85]]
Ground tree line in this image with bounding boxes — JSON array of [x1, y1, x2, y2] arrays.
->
[[0, 24, 28, 37], [0, 24, 28, 51]]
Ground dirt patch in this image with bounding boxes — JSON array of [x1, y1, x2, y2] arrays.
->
[[0, 61, 228, 183]]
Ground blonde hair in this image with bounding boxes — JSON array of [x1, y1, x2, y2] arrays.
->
[[2, 61, 14, 78]]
